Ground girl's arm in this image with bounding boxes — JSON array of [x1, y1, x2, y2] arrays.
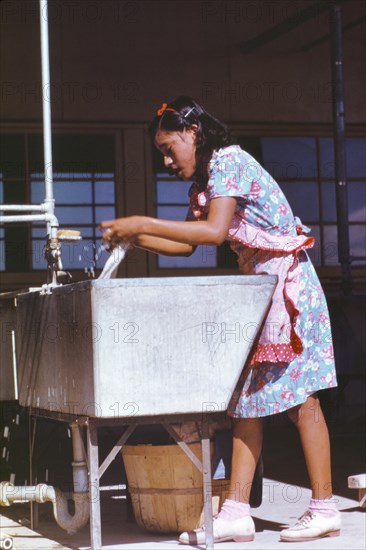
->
[[100, 196, 237, 248], [133, 235, 195, 256], [133, 207, 198, 256]]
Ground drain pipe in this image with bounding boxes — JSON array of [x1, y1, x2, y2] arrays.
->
[[0, 423, 90, 535]]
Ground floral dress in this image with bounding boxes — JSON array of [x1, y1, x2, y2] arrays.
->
[[189, 145, 337, 418]]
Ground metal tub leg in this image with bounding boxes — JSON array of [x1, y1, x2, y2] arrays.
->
[[202, 423, 214, 550], [87, 421, 102, 549]]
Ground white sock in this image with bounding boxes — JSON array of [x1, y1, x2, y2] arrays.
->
[[218, 499, 250, 521], [309, 498, 338, 518]]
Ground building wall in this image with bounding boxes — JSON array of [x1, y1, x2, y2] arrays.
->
[[0, 0, 365, 291], [1, 0, 365, 124]]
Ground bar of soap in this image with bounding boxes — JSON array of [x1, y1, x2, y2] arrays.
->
[[57, 229, 81, 237], [56, 229, 82, 241]]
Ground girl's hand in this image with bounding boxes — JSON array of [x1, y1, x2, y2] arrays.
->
[[99, 216, 146, 248]]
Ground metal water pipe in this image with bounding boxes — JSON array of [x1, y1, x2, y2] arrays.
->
[[0, 0, 58, 235], [39, 0, 57, 239], [0, 423, 90, 535], [330, 1, 352, 294]]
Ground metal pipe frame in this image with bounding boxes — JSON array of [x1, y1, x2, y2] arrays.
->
[[39, 0, 55, 208], [330, 2, 353, 294], [0, 205, 44, 212], [86, 416, 215, 550], [0, 0, 58, 239], [28, 408, 220, 549], [0, 214, 55, 223]]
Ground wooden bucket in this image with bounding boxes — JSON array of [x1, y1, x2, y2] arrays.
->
[[121, 443, 230, 533]]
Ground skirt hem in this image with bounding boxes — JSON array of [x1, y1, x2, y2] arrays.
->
[[227, 384, 337, 419]]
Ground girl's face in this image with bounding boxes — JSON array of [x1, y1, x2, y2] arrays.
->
[[154, 128, 197, 180]]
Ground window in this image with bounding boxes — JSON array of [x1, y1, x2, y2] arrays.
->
[[152, 142, 236, 270], [258, 136, 366, 267], [0, 134, 116, 272], [31, 171, 115, 270], [153, 136, 366, 270], [155, 173, 217, 268]]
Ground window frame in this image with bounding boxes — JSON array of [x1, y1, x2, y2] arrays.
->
[[0, 121, 365, 292]]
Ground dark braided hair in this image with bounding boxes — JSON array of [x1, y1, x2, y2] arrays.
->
[[149, 96, 233, 187]]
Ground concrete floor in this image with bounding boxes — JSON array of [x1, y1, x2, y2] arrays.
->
[[0, 480, 365, 550], [1, 419, 365, 550]]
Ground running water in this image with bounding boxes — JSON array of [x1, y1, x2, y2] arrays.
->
[[79, 243, 101, 278], [77, 239, 128, 279], [98, 243, 129, 279]]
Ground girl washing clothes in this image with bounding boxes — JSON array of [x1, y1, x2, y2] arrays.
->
[[100, 96, 340, 544]]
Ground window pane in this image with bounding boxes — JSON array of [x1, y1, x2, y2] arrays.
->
[[261, 137, 317, 179], [320, 138, 335, 179], [94, 181, 115, 204], [156, 178, 192, 204], [31, 227, 49, 238], [31, 179, 92, 204], [95, 207, 115, 225], [55, 206, 93, 224], [321, 181, 336, 222], [346, 138, 366, 178], [157, 206, 189, 221], [323, 226, 339, 265], [280, 182, 319, 222], [322, 181, 366, 223], [349, 182, 366, 222], [320, 137, 366, 179], [158, 246, 217, 268], [350, 225, 366, 264]]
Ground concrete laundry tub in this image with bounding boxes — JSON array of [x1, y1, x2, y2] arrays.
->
[[15, 275, 277, 418]]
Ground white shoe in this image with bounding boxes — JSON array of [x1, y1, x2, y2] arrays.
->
[[179, 515, 255, 545], [280, 510, 341, 542]]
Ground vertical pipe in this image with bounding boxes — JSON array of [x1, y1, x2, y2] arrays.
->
[[330, 2, 352, 294], [70, 423, 88, 494], [39, 0, 56, 236], [11, 330, 18, 401], [201, 419, 214, 550], [87, 421, 102, 549]]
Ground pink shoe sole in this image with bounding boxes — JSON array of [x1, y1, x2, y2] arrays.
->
[[212, 535, 255, 543], [234, 535, 255, 542], [280, 529, 340, 542]]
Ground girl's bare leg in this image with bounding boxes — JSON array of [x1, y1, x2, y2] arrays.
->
[[287, 394, 333, 500], [228, 417, 263, 503]]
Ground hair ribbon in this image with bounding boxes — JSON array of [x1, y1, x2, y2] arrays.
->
[[156, 103, 177, 116]]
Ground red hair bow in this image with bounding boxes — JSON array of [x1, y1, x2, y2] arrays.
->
[[156, 103, 176, 116]]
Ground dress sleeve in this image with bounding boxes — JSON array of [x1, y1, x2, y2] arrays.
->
[[207, 147, 260, 200]]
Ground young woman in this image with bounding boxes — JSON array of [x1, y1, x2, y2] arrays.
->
[[100, 97, 340, 544]]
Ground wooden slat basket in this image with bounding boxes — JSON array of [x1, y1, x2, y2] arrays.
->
[[121, 442, 229, 533]]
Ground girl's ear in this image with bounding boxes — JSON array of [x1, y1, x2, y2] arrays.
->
[[187, 124, 198, 140]]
